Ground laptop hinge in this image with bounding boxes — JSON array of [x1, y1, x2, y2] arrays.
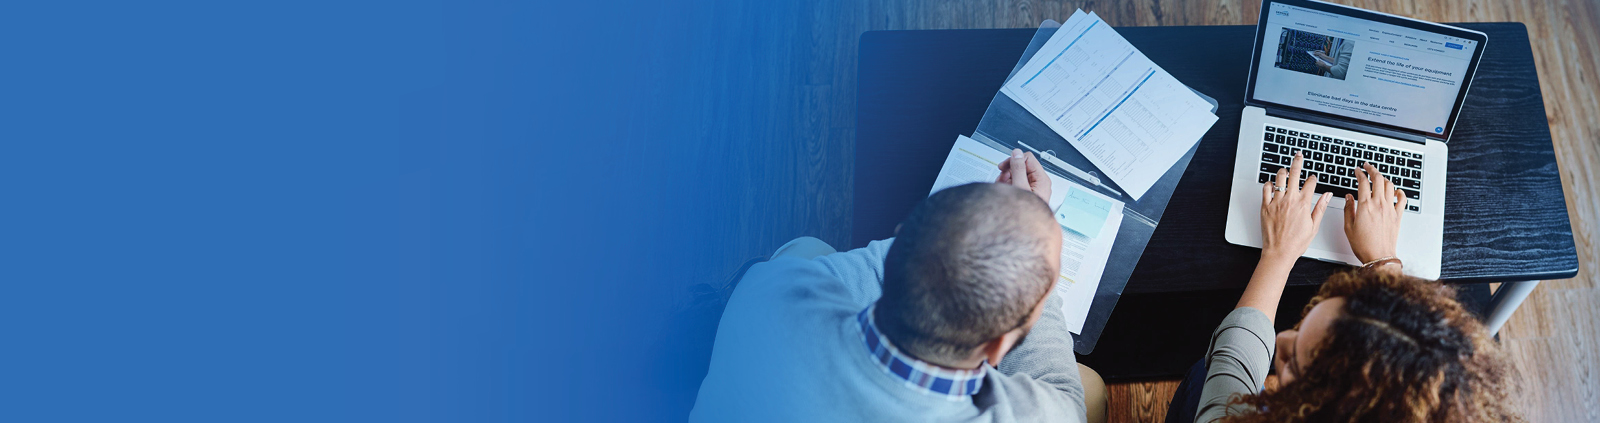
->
[[1263, 107, 1429, 145]]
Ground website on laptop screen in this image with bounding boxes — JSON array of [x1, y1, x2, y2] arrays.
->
[[1253, 3, 1478, 135]]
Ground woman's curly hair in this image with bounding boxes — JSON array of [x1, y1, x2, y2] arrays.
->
[[1223, 269, 1522, 422]]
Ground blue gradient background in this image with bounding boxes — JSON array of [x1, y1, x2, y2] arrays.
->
[[0, 0, 801, 421]]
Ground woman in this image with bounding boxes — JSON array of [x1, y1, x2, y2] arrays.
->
[[1172, 153, 1520, 422]]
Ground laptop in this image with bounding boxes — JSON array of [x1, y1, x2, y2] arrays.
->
[[1223, 0, 1487, 279]]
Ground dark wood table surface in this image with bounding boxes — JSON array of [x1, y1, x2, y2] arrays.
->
[[855, 23, 1578, 295], [854, 23, 1579, 377]]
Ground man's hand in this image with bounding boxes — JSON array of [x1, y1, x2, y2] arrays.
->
[[1344, 163, 1405, 265], [1260, 153, 1332, 263], [1311, 50, 1333, 72], [996, 149, 1051, 203]]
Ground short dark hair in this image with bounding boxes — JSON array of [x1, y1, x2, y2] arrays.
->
[[875, 183, 1057, 364]]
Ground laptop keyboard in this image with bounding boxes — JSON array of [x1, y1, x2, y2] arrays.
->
[[1259, 124, 1424, 213]]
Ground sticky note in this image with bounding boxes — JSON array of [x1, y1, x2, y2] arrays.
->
[[1055, 186, 1112, 239]]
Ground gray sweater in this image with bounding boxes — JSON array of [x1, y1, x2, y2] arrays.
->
[[1196, 307, 1276, 422], [1325, 41, 1354, 80], [690, 239, 1088, 422]]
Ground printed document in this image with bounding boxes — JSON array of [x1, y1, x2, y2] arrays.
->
[[1001, 10, 1218, 200], [930, 135, 1069, 209], [1051, 185, 1122, 333], [930, 135, 1124, 334]]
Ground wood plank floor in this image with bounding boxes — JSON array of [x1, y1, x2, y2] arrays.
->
[[701, 0, 1598, 421]]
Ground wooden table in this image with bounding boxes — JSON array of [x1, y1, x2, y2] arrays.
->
[[855, 23, 1578, 378]]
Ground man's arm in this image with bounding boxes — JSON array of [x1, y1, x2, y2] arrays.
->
[[995, 292, 1085, 401], [993, 145, 1081, 395], [810, 238, 893, 308], [1328, 43, 1353, 79]]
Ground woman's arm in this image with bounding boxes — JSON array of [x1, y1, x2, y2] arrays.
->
[[1195, 154, 1328, 422], [1239, 153, 1330, 323], [1238, 255, 1296, 323]]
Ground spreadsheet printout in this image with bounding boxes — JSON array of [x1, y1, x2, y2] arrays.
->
[[1001, 11, 1218, 200]]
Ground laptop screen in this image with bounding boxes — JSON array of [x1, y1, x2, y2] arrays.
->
[[1249, 0, 1484, 139]]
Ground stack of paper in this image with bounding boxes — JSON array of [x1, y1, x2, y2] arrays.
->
[[1000, 10, 1219, 201], [927, 12, 1219, 337]]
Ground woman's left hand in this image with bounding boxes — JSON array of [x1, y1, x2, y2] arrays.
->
[[1261, 153, 1332, 262]]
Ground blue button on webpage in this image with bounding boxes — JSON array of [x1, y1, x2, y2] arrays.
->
[[1445, 42, 1463, 49]]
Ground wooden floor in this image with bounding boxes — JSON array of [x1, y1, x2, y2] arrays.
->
[[701, 0, 1599, 421]]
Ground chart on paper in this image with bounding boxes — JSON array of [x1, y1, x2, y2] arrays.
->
[[1002, 10, 1218, 201]]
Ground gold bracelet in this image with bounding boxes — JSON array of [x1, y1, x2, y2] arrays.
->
[[1361, 256, 1402, 270]]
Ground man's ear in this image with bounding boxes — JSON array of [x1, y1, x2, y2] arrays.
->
[[983, 289, 1051, 366], [978, 328, 1024, 366]]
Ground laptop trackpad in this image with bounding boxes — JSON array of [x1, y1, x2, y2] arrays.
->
[[1308, 205, 1357, 263]]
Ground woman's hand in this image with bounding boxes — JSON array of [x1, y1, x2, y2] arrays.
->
[[1241, 153, 1329, 323], [1261, 153, 1332, 262], [1344, 163, 1406, 264]]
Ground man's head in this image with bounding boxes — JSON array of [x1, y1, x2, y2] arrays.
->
[[875, 183, 1061, 368]]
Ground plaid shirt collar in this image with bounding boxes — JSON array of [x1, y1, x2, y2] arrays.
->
[[857, 306, 987, 400]]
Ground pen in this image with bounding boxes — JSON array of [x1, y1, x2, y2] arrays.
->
[[1017, 141, 1125, 198], [1017, 140, 1122, 194]]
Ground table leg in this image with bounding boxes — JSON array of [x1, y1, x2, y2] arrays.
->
[[1483, 280, 1539, 337]]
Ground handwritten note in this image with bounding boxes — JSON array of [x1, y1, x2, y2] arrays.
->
[[1055, 186, 1113, 239]]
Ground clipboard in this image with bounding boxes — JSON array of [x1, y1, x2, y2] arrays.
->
[[969, 20, 1218, 354], [1307, 50, 1334, 67]]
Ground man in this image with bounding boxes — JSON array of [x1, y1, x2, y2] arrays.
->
[[690, 150, 1105, 422], [1311, 39, 1353, 80]]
